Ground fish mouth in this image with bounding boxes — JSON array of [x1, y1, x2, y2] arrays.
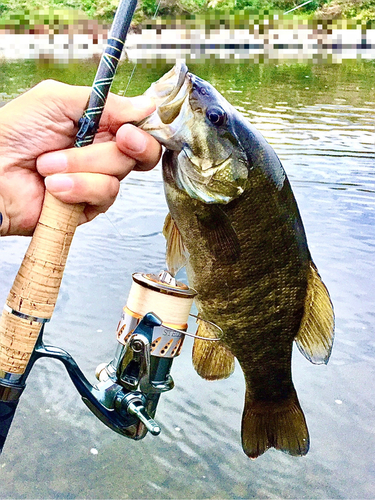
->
[[141, 63, 191, 125], [138, 64, 247, 204], [150, 63, 189, 107]]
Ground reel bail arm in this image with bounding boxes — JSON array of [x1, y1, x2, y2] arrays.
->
[[92, 270, 196, 439]]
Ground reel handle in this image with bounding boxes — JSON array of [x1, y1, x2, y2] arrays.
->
[[0, 193, 84, 374]]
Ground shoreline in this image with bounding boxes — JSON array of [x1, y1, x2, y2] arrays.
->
[[0, 25, 374, 63]]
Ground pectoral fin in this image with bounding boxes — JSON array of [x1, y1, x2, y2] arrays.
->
[[163, 213, 188, 276], [192, 319, 235, 380], [295, 262, 335, 364], [195, 206, 241, 264]]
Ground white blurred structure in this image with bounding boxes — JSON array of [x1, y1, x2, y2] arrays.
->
[[0, 23, 374, 62]]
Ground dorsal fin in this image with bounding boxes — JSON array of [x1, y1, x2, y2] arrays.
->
[[162, 213, 188, 275], [192, 319, 235, 380], [295, 262, 334, 364]]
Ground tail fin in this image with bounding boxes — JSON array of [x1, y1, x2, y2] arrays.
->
[[241, 390, 309, 459]]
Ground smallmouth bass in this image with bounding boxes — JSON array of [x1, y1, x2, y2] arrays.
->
[[138, 64, 334, 459]]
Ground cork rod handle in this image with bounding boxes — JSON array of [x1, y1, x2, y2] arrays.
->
[[0, 193, 84, 374]]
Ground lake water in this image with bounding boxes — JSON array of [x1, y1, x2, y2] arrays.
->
[[0, 59, 374, 499]]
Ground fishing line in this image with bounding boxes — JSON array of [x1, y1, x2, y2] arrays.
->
[[284, 0, 314, 14], [153, 0, 162, 18], [105, 0, 163, 237], [124, 0, 161, 87], [104, 212, 129, 240], [123, 0, 161, 90], [123, 62, 137, 95]]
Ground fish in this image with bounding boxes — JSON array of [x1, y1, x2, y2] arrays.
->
[[137, 64, 334, 459]]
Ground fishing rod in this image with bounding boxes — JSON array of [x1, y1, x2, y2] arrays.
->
[[0, 0, 135, 453], [0, 0, 199, 453], [0, 0, 220, 455]]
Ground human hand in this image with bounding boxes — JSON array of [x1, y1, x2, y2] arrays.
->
[[0, 80, 161, 236]]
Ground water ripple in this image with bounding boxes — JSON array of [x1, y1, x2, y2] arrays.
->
[[1, 63, 375, 500]]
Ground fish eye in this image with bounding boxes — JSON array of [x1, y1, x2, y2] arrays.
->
[[206, 107, 227, 126]]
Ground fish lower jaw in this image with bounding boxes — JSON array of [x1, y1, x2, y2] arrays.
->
[[182, 185, 238, 204], [194, 184, 244, 204]]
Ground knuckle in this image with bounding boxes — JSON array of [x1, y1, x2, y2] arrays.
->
[[34, 79, 64, 93], [108, 178, 120, 199]]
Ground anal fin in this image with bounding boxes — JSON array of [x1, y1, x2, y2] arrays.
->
[[295, 262, 335, 364], [192, 319, 235, 380], [242, 390, 309, 459]]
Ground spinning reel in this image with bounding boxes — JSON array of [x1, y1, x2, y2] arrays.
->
[[24, 271, 197, 439]]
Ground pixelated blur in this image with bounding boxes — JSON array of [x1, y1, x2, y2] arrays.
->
[[0, 9, 108, 62], [0, 8, 374, 63]]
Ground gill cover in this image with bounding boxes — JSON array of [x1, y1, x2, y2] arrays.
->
[[138, 64, 248, 204]]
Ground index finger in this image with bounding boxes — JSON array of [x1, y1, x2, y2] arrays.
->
[[31, 80, 155, 133], [71, 92, 155, 134]]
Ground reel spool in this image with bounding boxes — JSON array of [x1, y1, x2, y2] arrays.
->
[[117, 271, 196, 357]]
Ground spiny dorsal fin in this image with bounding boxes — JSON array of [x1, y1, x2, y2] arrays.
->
[[163, 213, 188, 275], [295, 262, 335, 365], [192, 319, 235, 380], [242, 389, 309, 459]]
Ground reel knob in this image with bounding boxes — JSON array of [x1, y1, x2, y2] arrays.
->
[[117, 391, 161, 436]]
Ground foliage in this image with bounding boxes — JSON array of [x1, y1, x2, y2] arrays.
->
[[211, 0, 322, 13], [77, 0, 118, 19], [0, 0, 118, 21], [0, 2, 8, 15], [315, 0, 375, 18], [0, 0, 372, 22], [0, 6, 97, 31]]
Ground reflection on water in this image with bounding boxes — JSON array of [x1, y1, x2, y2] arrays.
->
[[0, 60, 374, 499]]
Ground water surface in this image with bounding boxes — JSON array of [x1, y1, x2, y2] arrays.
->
[[0, 59, 374, 499]]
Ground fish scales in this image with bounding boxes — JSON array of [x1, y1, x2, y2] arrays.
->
[[164, 156, 308, 397], [138, 64, 334, 459]]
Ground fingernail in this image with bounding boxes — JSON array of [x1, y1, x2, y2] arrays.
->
[[45, 175, 74, 193], [119, 125, 147, 153], [38, 152, 68, 174]]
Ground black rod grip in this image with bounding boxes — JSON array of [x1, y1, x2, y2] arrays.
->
[[0, 400, 19, 453]]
